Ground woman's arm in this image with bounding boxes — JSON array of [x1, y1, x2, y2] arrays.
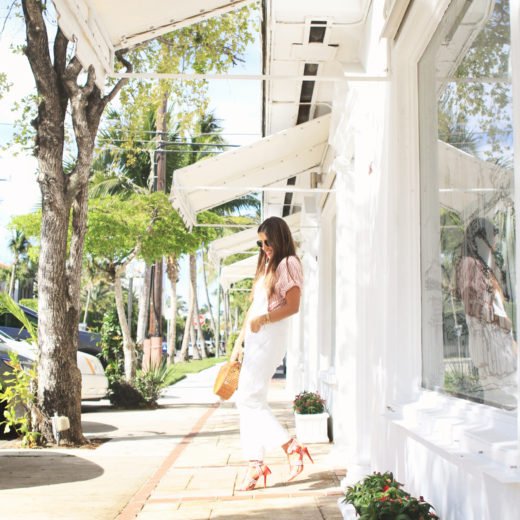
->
[[250, 286, 301, 333]]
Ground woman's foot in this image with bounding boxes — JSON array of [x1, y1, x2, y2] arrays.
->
[[238, 461, 272, 491], [284, 438, 314, 482]]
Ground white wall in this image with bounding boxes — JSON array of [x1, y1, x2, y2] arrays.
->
[[317, 0, 520, 518]]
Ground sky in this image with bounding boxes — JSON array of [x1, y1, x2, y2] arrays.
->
[[0, 4, 262, 307]]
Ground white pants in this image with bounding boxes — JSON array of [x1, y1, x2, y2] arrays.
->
[[235, 278, 292, 460]]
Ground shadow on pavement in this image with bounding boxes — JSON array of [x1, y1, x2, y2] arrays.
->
[[0, 452, 104, 489], [101, 427, 241, 443], [81, 421, 118, 434]]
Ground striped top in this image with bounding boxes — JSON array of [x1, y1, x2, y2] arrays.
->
[[268, 255, 304, 311]]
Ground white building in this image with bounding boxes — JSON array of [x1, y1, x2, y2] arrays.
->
[[55, 0, 520, 517]]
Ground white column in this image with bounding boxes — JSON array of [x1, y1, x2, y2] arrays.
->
[[331, 155, 370, 478], [300, 196, 320, 391]]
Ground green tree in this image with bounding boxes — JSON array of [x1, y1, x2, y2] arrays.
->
[[443, 0, 511, 161], [6, 0, 257, 444], [7, 231, 29, 298], [7, 0, 133, 445]]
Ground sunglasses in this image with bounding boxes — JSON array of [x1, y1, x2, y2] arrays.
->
[[256, 239, 270, 248]]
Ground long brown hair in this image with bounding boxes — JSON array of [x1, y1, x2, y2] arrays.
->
[[254, 216, 299, 297]]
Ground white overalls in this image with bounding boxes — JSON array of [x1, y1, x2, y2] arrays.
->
[[234, 275, 291, 460]]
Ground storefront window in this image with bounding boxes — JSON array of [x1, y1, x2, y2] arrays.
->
[[419, 0, 516, 409]]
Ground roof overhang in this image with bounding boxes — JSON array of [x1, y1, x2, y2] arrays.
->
[[208, 212, 302, 265], [220, 255, 257, 291], [52, 0, 255, 88], [170, 113, 331, 227], [439, 140, 512, 215]]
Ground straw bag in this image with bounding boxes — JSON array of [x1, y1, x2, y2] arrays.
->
[[213, 361, 241, 400]]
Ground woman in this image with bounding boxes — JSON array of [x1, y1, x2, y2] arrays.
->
[[455, 217, 517, 407], [230, 216, 311, 491]]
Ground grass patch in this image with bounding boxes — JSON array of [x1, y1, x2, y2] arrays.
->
[[169, 356, 225, 385]]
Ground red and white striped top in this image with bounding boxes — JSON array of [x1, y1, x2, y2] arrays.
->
[[267, 255, 303, 311]]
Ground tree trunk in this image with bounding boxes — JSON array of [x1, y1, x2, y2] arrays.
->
[[82, 286, 91, 325], [148, 92, 168, 339], [190, 253, 207, 359], [137, 264, 152, 345], [191, 323, 201, 360], [8, 261, 17, 298], [201, 248, 218, 344], [180, 257, 195, 361], [22, 0, 131, 445], [114, 267, 136, 381], [165, 256, 178, 365], [34, 192, 84, 444]]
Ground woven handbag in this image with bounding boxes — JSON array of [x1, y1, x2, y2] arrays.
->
[[213, 361, 241, 400]]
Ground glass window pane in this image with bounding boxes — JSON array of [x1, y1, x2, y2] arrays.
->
[[420, 0, 517, 410]]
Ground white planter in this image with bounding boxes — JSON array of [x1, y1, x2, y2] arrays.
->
[[294, 412, 329, 443], [337, 498, 357, 519]]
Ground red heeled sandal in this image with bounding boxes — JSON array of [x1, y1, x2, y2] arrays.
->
[[239, 461, 272, 491], [286, 439, 314, 482]]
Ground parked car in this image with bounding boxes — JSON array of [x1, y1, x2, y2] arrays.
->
[[0, 330, 108, 400], [0, 304, 104, 363]]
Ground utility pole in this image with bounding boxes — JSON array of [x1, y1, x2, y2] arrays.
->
[[147, 93, 168, 366]]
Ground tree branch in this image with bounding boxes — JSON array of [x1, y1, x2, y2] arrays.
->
[[103, 51, 133, 105], [53, 27, 68, 79], [22, 0, 59, 102]]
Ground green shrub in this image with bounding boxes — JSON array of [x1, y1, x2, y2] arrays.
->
[[107, 380, 146, 409], [134, 362, 181, 407], [99, 308, 124, 384], [108, 362, 184, 409], [344, 471, 439, 520], [293, 390, 326, 414], [0, 352, 39, 447]]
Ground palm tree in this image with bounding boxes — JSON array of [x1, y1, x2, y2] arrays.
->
[[8, 231, 29, 299]]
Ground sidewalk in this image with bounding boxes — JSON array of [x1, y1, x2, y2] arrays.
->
[[0, 365, 345, 519]]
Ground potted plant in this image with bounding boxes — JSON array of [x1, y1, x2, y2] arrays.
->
[[342, 471, 439, 519], [293, 390, 329, 443]]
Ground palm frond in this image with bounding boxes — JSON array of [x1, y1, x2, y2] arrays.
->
[[0, 293, 37, 344]]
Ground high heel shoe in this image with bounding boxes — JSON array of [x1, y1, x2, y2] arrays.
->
[[286, 439, 314, 482], [238, 461, 272, 491]]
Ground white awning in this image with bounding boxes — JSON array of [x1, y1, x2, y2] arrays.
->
[[208, 213, 302, 265], [53, 0, 254, 88], [170, 114, 331, 227], [220, 255, 257, 291], [438, 141, 511, 215]]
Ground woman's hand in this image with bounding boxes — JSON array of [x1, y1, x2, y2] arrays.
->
[[250, 314, 268, 333], [230, 343, 243, 363]]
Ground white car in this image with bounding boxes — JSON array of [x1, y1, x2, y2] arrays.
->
[[0, 330, 108, 400]]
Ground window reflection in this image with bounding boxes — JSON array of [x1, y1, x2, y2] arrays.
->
[[420, 0, 517, 409]]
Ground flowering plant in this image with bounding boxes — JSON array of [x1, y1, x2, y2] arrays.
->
[[343, 471, 439, 519], [292, 390, 326, 414]]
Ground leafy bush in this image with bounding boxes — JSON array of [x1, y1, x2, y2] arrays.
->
[[134, 362, 181, 406], [109, 362, 183, 409], [344, 471, 439, 520], [99, 308, 124, 384], [293, 390, 326, 414], [0, 351, 39, 447], [108, 379, 146, 409]]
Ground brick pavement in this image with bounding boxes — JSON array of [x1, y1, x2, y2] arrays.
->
[[120, 375, 345, 520], [0, 365, 346, 520]]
